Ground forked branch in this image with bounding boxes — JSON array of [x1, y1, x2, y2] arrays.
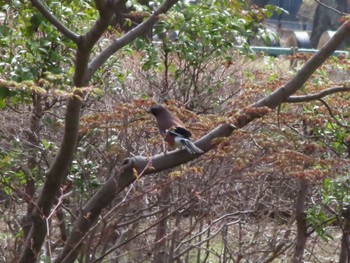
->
[[87, 0, 180, 79]]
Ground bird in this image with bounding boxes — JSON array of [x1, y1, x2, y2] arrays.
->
[[149, 104, 203, 154]]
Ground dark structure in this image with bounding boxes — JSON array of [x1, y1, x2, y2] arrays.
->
[[111, 0, 152, 38], [310, 0, 350, 48], [250, 0, 350, 48]]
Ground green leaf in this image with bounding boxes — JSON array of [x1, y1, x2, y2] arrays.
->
[[0, 87, 11, 99], [0, 25, 9, 37], [0, 99, 5, 109], [29, 13, 44, 31], [41, 139, 51, 150]]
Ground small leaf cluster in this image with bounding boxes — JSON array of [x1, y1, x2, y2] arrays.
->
[[307, 177, 350, 241]]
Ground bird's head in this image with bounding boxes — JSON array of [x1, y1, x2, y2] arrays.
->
[[148, 104, 167, 117]]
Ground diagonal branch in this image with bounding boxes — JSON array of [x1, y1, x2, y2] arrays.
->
[[314, 0, 348, 15], [86, 0, 180, 80], [55, 122, 234, 263], [30, 0, 79, 43], [253, 21, 350, 110], [286, 85, 350, 103], [80, 0, 117, 51]]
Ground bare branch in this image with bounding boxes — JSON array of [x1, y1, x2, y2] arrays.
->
[[86, 0, 180, 79], [315, 0, 348, 15], [285, 84, 350, 129], [30, 0, 79, 43], [174, 211, 251, 254], [142, 124, 235, 173], [285, 85, 350, 103], [318, 98, 350, 130]]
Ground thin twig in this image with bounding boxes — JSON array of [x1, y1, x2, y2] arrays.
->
[[315, 0, 348, 15], [318, 98, 350, 130], [92, 200, 193, 263], [59, 160, 153, 263], [285, 86, 350, 103], [45, 190, 73, 262]]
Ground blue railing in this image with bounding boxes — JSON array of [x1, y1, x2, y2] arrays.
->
[[247, 46, 348, 56]]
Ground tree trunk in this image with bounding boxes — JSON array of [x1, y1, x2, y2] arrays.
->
[[18, 94, 43, 261], [22, 94, 43, 236], [291, 178, 308, 263], [153, 183, 171, 263], [168, 213, 181, 263], [339, 202, 350, 261]]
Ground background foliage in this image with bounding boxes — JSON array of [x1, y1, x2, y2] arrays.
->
[[0, 0, 350, 262]]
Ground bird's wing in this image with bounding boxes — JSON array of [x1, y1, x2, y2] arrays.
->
[[174, 136, 203, 154], [173, 127, 192, 138]]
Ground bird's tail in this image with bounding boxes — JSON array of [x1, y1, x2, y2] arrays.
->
[[181, 139, 203, 154]]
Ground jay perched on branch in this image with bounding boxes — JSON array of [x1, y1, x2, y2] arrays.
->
[[149, 104, 203, 154]]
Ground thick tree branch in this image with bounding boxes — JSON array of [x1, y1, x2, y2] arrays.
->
[[253, 21, 350, 109], [76, 0, 117, 86], [86, 0, 180, 80], [19, 2, 118, 262], [286, 85, 350, 103], [19, 94, 83, 263], [80, 0, 117, 52], [30, 0, 79, 43]]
